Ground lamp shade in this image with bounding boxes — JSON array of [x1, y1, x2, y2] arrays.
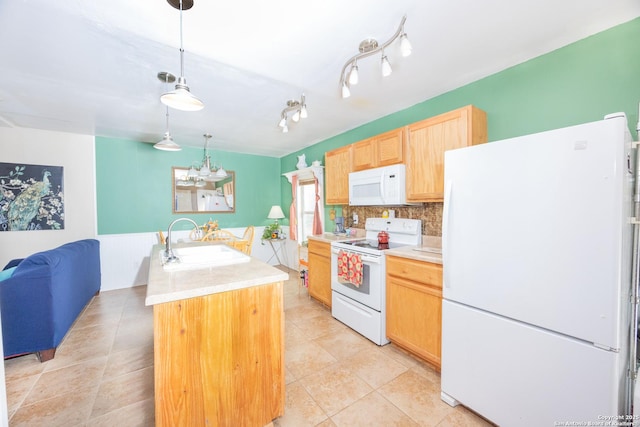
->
[[267, 205, 285, 220], [161, 78, 204, 111], [154, 133, 182, 151], [215, 167, 228, 178], [161, 87, 204, 111]]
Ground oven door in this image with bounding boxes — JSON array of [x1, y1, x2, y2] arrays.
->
[[330, 246, 384, 311]]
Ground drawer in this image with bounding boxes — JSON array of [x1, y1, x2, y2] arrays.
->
[[387, 255, 442, 288], [308, 239, 330, 257]]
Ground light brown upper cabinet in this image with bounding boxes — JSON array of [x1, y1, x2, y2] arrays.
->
[[325, 145, 352, 205], [352, 128, 405, 172], [406, 105, 487, 202]]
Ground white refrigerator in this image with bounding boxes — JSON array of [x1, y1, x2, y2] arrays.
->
[[441, 115, 635, 426]]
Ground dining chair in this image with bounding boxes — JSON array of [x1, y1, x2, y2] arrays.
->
[[201, 229, 249, 253], [200, 229, 237, 242], [241, 225, 255, 255]]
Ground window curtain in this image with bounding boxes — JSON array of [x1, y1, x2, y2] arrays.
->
[[312, 176, 323, 235], [289, 174, 298, 241]]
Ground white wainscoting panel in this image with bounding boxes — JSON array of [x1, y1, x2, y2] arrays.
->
[[98, 227, 297, 291]]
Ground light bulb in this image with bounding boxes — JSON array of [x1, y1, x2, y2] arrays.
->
[[348, 64, 359, 85], [292, 110, 301, 122], [300, 104, 308, 119], [341, 81, 351, 99], [400, 33, 412, 57], [381, 54, 392, 77], [278, 116, 287, 128], [282, 124, 289, 133]]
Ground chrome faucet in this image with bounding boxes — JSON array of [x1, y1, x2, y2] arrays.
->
[[164, 218, 201, 263]]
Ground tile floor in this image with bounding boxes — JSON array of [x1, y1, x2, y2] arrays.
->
[[4, 268, 492, 426]]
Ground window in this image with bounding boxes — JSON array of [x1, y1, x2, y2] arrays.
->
[[297, 181, 316, 242], [286, 167, 324, 242]]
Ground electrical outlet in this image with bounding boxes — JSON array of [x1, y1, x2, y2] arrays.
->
[[330, 209, 336, 221], [353, 213, 358, 225]]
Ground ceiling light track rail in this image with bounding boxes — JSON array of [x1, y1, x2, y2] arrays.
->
[[277, 94, 308, 133], [339, 15, 411, 98]]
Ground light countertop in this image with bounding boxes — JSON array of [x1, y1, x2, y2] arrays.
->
[[145, 243, 289, 306], [386, 236, 443, 264], [308, 232, 443, 264], [307, 231, 364, 243], [386, 245, 442, 264]]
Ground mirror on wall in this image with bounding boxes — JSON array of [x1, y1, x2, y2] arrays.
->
[[172, 167, 235, 213]]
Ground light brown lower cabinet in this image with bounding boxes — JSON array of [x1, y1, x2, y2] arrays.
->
[[386, 255, 443, 369], [308, 239, 332, 307], [152, 282, 285, 427]]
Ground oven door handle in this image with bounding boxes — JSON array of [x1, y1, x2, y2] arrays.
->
[[331, 248, 381, 264]]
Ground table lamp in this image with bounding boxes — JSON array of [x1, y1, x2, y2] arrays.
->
[[267, 205, 285, 226]]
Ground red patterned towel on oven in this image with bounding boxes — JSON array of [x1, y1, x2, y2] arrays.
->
[[337, 250, 363, 287]]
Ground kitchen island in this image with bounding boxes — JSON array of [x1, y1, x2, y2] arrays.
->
[[145, 242, 289, 427]]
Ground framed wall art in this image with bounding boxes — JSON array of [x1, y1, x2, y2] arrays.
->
[[0, 163, 64, 231]]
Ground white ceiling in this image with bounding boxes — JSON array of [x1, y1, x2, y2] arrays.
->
[[0, 0, 639, 157]]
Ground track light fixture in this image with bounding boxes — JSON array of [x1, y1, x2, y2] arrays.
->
[[339, 16, 412, 99], [277, 94, 308, 133], [154, 72, 182, 151], [160, 0, 204, 111]]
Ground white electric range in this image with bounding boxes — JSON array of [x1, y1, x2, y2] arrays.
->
[[330, 217, 422, 345]]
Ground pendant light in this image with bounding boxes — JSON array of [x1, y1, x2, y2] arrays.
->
[[154, 72, 182, 151], [160, 0, 204, 112]]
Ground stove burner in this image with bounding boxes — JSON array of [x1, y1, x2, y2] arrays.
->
[[342, 240, 385, 250], [340, 240, 396, 251]]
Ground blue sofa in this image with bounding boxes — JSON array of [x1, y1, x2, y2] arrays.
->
[[0, 239, 101, 361]]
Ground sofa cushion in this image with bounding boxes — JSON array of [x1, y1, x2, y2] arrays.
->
[[3, 259, 23, 270], [0, 267, 16, 282], [0, 239, 101, 360]]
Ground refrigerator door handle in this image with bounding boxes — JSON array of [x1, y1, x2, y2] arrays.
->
[[442, 179, 453, 288]]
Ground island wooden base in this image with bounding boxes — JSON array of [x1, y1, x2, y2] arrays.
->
[[152, 281, 285, 427]]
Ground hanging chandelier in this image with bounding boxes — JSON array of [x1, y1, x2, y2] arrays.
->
[[160, 0, 204, 111], [187, 134, 228, 183], [277, 94, 308, 133], [154, 72, 182, 151], [339, 16, 412, 99]]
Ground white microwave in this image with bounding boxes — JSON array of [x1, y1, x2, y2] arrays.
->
[[348, 164, 417, 206]]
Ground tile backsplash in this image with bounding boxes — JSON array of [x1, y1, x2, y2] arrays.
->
[[341, 203, 443, 237]]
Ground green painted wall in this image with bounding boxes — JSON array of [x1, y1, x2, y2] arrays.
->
[[97, 18, 640, 235], [280, 17, 640, 226], [96, 137, 281, 234]]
